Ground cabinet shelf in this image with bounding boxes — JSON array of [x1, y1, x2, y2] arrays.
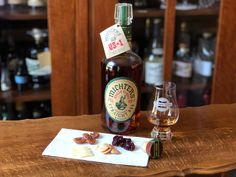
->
[[0, 87, 51, 103], [134, 9, 165, 18], [134, 7, 219, 18], [176, 7, 219, 17], [0, 7, 47, 20]]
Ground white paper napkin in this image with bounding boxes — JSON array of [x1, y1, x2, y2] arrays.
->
[[42, 128, 152, 167]]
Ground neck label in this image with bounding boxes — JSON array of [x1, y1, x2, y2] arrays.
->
[[100, 24, 130, 59]]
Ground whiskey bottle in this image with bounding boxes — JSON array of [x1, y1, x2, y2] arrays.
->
[[101, 3, 143, 134], [144, 18, 163, 85], [0, 103, 15, 121], [1, 59, 12, 91], [14, 58, 29, 92], [15, 102, 31, 120], [173, 22, 192, 84]]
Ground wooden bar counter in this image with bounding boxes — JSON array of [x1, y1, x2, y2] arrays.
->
[[0, 104, 236, 177]]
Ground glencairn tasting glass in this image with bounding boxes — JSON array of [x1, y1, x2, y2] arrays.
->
[[147, 82, 179, 140]]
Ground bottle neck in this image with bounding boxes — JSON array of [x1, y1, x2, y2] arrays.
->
[[121, 25, 132, 48], [151, 23, 162, 50]]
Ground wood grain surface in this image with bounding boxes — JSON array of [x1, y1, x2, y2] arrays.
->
[[48, 0, 77, 115], [212, 0, 236, 103], [0, 104, 236, 177], [75, 0, 89, 114]]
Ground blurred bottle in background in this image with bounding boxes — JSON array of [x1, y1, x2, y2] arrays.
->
[[1, 57, 12, 92], [143, 18, 151, 58], [26, 28, 50, 90], [173, 21, 192, 83], [192, 32, 215, 105], [6, 35, 18, 88], [7, 0, 27, 9], [133, 0, 147, 9], [32, 101, 51, 118], [14, 57, 29, 92], [27, 0, 47, 9], [15, 101, 31, 119], [144, 18, 163, 85], [194, 32, 215, 79], [0, 103, 15, 120], [0, 0, 5, 6]]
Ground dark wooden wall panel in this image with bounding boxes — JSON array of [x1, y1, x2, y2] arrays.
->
[[163, 0, 176, 81], [48, 0, 77, 115], [89, 0, 117, 114], [75, 0, 89, 114], [212, 0, 236, 103]]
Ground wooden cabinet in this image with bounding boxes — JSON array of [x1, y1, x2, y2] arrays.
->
[[49, 0, 236, 116], [0, 7, 50, 107]]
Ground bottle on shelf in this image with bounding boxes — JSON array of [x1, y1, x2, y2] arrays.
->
[[15, 102, 31, 119], [0, 103, 15, 121], [14, 58, 29, 92], [27, 28, 48, 61], [101, 3, 143, 134], [6, 35, 18, 86], [173, 43, 192, 82], [7, 0, 27, 9], [202, 79, 212, 105], [143, 18, 151, 57], [191, 32, 215, 106], [176, 90, 187, 108], [194, 32, 215, 79], [27, 0, 47, 9], [144, 18, 163, 85], [133, 0, 147, 9], [178, 22, 191, 49], [173, 21, 192, 82], [1, 58, 12, 92], [32, 101, 51, 118], [0, 0, 5, 7], [26, 28, 50, 90]]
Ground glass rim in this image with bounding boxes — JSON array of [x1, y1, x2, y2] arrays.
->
[[154, 81, 176, 90]]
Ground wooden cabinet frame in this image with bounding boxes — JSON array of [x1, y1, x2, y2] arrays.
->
[[48, 0, 236, 116]]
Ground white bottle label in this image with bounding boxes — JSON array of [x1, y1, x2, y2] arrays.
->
[[104, 77, 138, 122], [194, 58, 213, 77], [145, 61, 163, 85], [173, 61, 192, 78], [154, 98, 172, 112], [0, 0, 5, 6], [27, 0, 45, 7], [100, 24, 130, 59]]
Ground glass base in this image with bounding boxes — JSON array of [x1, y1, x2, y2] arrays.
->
[[151, 126, 172, 141]]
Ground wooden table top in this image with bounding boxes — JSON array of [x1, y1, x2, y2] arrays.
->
[[1, 104, 236, 177]]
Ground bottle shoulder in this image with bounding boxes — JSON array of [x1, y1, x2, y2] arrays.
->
[[102, 51, 143, 67]]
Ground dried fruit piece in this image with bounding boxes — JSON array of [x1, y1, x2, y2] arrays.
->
[[74, 132, 100, 145], [74, 137, 86, 144], [87, 137, 96, 144], [83, 133, 91, 140], [112, 135, 135, 151], [91, 132, 100, 139]]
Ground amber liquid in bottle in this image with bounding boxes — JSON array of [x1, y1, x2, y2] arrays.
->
[[101, 51, 142, 134]]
